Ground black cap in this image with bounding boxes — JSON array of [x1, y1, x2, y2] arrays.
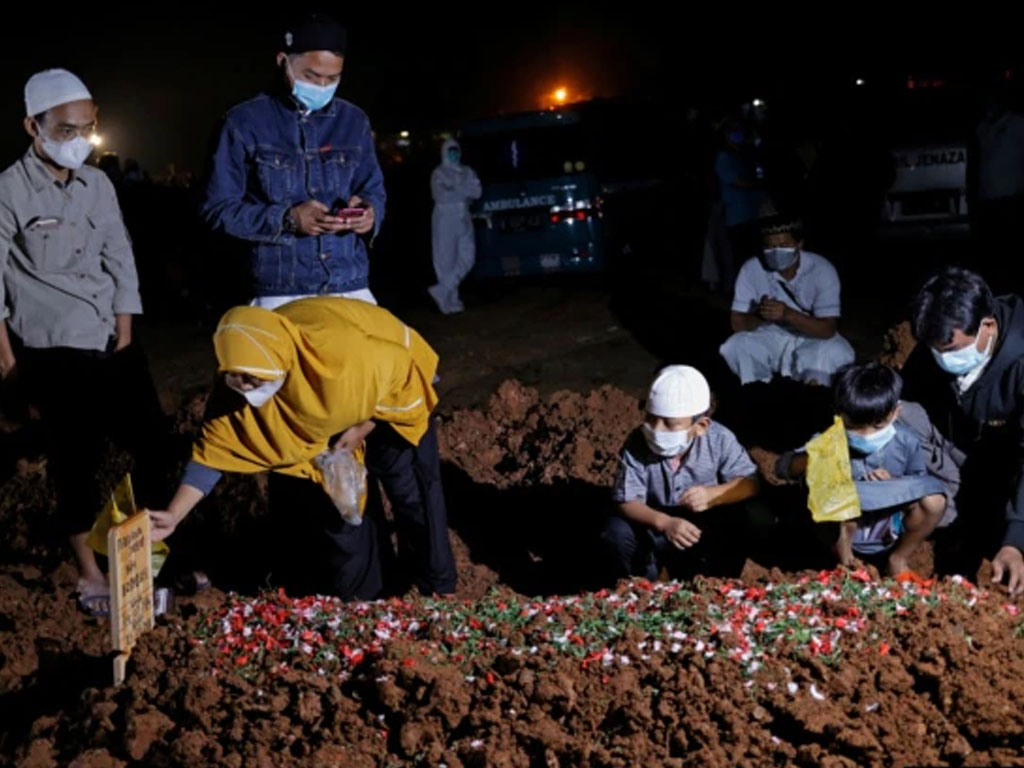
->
[[282, 13, 348, 56]]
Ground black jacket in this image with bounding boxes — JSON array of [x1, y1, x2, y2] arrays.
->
[[903, 295, 1024, 550]]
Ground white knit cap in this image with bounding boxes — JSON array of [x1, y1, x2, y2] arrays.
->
[[25, 69, 93, 116], [647, 365, 711, 418]]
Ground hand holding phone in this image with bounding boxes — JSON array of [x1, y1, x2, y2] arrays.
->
[[336, 207, 366, 218]]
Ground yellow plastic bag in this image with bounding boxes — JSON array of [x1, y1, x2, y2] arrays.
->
[[805, 416, 861, 523], [87, 474, 169, 576]]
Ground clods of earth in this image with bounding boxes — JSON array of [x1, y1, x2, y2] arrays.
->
[[4, 379, 1024, 768]]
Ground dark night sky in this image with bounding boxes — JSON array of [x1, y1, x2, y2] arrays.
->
[[0, 8, 1015, 174]]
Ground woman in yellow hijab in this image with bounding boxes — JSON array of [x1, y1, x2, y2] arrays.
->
[[148, 297, 457, 599]]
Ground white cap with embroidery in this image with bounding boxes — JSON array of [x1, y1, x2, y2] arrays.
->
[[25, 69, 92, 116], [647, 365, 711, 418]]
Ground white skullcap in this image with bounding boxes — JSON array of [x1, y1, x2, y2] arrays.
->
[[647, 365, 711, 418], [25, 69, 92, 116]]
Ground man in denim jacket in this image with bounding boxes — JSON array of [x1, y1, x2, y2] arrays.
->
[[202, 13, 386, 309]]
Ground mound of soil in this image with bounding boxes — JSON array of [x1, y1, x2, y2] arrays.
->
[[8, 570, 1024, 768], [3, 379, 1024, 767]]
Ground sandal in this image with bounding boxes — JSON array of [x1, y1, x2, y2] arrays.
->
[[78, 589, 172, 617], [78, 593, 111, 617]]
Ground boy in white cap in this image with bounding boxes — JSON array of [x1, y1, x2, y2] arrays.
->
[[0, 69, 179, 614], [601, 365, 761, 580]]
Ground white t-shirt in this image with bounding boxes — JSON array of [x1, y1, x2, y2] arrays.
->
[[251, 288, 377, 311], [731, 250, 841, 319]]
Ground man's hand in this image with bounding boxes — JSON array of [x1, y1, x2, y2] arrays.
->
[[992, 545, 1024, 596], [289, 200, 349, 236], [0, 355, 16, 382], [680, 485, 715, 512], [148, 509, 184, 543], [344, 195, 376, 236], [758, 297, 787, 322], [864, 468, 892, 482], [114, 314, 132, 352], [662, 516, 702, 549]]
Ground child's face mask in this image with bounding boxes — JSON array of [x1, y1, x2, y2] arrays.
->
[[642, 423, 693, 457], [846, 420, 897, 455]]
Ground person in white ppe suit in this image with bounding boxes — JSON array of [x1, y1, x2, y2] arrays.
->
[[719, 216, 855, 385], [428, 138, 481, 315]]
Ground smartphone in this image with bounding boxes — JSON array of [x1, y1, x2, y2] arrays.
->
[[335, 207, 366, 218]]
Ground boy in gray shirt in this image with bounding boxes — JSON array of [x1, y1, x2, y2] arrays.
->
[[777, 363, 949, 576], [601, 365, 760, 580]]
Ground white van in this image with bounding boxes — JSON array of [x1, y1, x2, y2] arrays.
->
[[878, 143, 970, 238]]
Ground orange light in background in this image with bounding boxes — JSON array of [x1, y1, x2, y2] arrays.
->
[[541, 86, 573, 110], [539, 84, 592, 110]]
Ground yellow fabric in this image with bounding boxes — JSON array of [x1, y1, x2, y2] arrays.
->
[[192, 298, 439, 487], [806, 416, 862, 523], [88, 474, 169, 576]]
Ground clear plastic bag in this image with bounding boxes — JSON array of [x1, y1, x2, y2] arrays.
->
[[314, 449, 368, 526], [806, 416, 862, 523]]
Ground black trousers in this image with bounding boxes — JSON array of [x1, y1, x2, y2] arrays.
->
[[267, 472, 384, 601], [365, 420, 457, 596], [600, 500, 771, 581], [938, 429, 1022, 574], [16, 342, 173, 537], [266, 419, 457, 600]]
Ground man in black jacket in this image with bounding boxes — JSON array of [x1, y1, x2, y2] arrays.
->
[[904, 267, 1024, 594]]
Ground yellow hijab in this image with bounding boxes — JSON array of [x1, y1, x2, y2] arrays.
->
[[191, 298, 439, 485]]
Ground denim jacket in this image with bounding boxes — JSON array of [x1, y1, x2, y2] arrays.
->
[[201, 90, 386, 297]]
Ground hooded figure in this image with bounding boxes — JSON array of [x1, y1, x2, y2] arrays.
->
[[150, 297, 457, 600], [428, 138, 481, 314]]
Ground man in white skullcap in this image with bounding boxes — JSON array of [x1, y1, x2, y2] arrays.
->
[[0, 69, 179, 615], [601, 365, 763, 580], [720, 215, 855, 386]]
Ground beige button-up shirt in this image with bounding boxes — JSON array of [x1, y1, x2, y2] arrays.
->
[[0, 148, 142, 351]]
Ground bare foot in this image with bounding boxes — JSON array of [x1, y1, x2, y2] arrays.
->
[[834, 527, 856, 567], [887, 554, 910, 578], [77, 575, 108, 597], [193, 570, 211, 590], [76, 576, 110, 616]]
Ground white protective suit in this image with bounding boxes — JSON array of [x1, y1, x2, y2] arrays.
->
[[429, 138, 482, 314]]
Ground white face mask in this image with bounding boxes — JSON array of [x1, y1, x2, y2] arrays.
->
[[762, 246, 799, 272], [40, 135, 93, 170], [228, 376, 285, 408], [642, 423, 693, 457]]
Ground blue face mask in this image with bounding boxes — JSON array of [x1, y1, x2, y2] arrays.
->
[[931, 334, 993, 375], [292, 78, 337, 111], [847, 421, 897, 455], [447, 149, 461, 163], [287, 61, 338, 111]]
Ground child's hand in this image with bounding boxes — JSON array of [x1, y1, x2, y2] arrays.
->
[[864, 468, 891, 481], [680, 485, 714, 512], [663, 517, 702, 549]]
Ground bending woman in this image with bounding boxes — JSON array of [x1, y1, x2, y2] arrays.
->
[[148, 297, 457, 599]]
